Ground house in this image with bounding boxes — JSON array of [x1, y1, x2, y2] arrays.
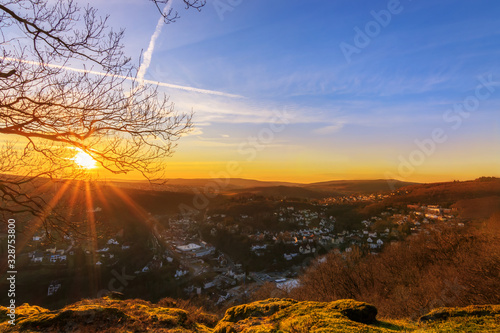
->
[[299, 244, 315, 255], [107, 238, 119, 245], [376, 239, 384, 246], [175, 270, 188, 279], [31, 251, 44, 263], [177, 243, 202, 252], [194, 247, 215, 258], [299, 245, 311, 254], [251, 244, 267, 251], [204, 280, 216, 289], [176, 243, 215, 258]]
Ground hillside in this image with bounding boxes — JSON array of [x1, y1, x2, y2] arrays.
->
[[228, 185, 330, 199], [1, 297, 499, 332], [110, 178, 302, 192], [394, 178, 500, 205], [305, 179, 417, 194], [109, 178, 417, 198]]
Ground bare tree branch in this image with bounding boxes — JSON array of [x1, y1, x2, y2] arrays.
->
[[151, 0, 206, 23], [0, 0, 204, 236]]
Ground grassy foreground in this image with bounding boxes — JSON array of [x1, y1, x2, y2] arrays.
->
[[0, 297, 499, 332]]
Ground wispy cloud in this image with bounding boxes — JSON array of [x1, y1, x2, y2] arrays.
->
[[1, 57, 243, 98], [314, 122, 346, 135]]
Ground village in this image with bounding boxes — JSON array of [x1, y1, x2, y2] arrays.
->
[[18, 192, 465, 306]]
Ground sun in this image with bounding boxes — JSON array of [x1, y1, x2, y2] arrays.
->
[[72, 148, 97, 170]]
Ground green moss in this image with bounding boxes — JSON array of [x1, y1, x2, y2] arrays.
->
[[223, 298, 298, 323], [420, 304, 500, 322], [416, 316, 500, 332], [0, 298, 498, 332], [327, 299, 378, 324], [17, 306, 129, 331], [216, 299, 500, 333], [0, 298, 211, 333]]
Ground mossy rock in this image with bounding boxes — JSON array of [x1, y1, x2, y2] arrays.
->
[[0, 299, 212, 333], [215, 298, 380, 333], [222, 298, 298, 322], [2, 297, 500, 333], [420, 304, 500, 323], [328, 299, 378, 324], [18, 306, 128, 330]]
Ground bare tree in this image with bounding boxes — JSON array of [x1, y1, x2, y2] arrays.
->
[[0, 0, 204, 233], [152, 0, 206, 23]]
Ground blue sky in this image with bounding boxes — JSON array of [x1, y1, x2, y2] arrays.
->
[[86, 0, 500, 182]]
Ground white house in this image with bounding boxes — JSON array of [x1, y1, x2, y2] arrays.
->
[[204, 281, 215, 289], [176, 243, 201, 252], [31, 252, 44, 263], [107, 238, 119, 245], [174, 270, 188, 278], [50, 255, 61, 263]]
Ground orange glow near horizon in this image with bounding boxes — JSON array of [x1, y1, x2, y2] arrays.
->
[[17, 180, 72, 253]]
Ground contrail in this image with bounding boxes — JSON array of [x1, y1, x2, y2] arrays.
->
[[1, 57, 243, 98], [136, 0, 173, 85]]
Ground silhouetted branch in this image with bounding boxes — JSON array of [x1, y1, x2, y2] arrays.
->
[[0, 0, 200, 235]]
